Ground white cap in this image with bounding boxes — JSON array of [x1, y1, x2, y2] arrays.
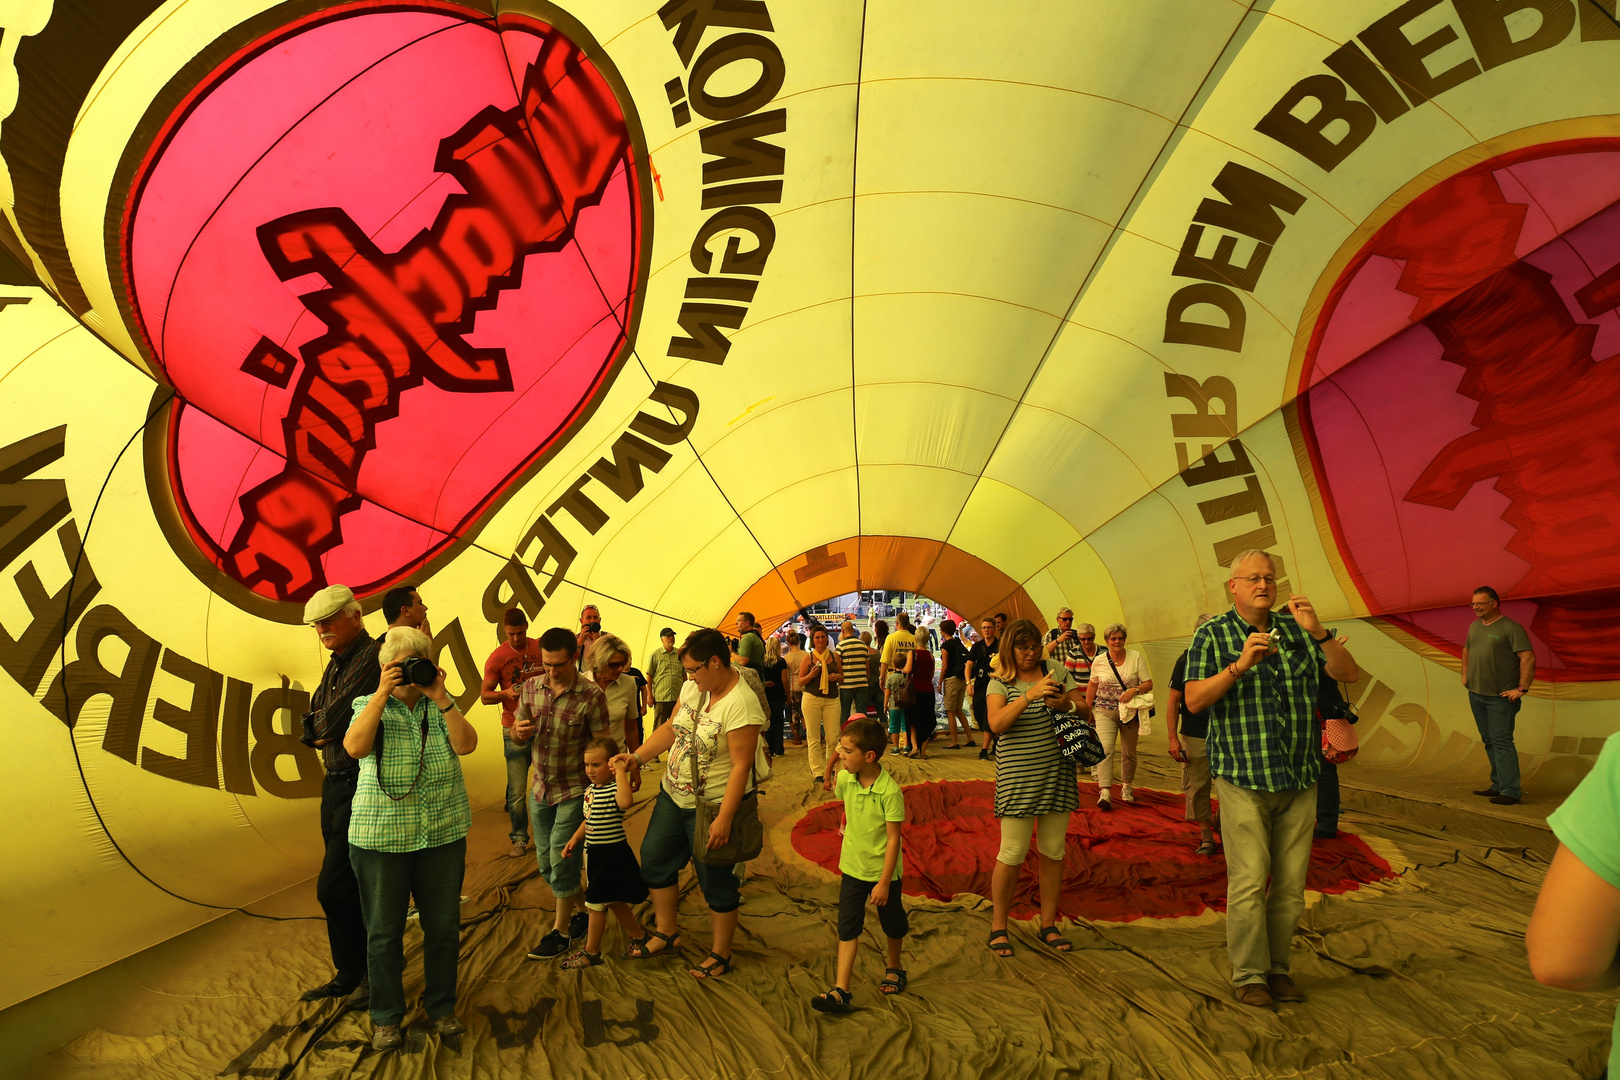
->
[[303, 584, 356, 623]]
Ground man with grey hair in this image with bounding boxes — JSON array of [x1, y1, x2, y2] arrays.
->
[[1167, 613, 1218, 855], [1044, 606, 1097, 682], [1184, 550, 1357, 1009], [300, 584, 382, 1006]]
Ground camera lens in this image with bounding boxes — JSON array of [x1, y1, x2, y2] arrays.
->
[[401, 656, 437, 686]]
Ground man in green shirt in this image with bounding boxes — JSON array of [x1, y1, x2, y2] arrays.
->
[[1462, 586, 1535, 806], [1185, 550, 1358, 1010], [646, 627, 685, 727], [731, 611, 765, 670]]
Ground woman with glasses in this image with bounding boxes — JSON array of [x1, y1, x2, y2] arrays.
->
[[984, 619, 1087, 957], [586, 635, 643, 754], [614, 629, 768, 978], [1086, 623, 1153, 812]]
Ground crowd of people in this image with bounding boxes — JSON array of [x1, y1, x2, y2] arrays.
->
[[291, 552, 1596, 1054]]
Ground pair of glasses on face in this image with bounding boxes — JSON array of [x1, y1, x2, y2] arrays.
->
[[1057, 616, 1072, 623], [1236, 575, 1278, 586]]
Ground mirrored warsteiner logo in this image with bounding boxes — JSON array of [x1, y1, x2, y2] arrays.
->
[[120, 4, 650, 616]]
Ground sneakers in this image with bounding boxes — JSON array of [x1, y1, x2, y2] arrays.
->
[[432, 1014, 466, 1036], [527, 930, 571, 959], [371, 1024, 403, 1051], [509, 841, 527, 858], [1120, 786, 1137, 804], [569, 911, 589, 939]]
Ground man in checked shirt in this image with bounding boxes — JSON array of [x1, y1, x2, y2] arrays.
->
[[1184, 550, 1358, 1011], [511, 626, 610, 960], [299, 584, 383, 1007]]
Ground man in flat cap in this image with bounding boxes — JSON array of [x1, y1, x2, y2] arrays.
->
[[300, 584, 382, 1006]]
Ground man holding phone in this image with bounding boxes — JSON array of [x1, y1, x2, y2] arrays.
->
[[1184, 550, 1357, 1010]]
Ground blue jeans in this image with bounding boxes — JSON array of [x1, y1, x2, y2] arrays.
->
[[1468, 690, 1522, 799], [839, 686, 872, 722], [1315, 761, 1340, 836], [528, 792, 585, 898], [502, 731, 531, 846], [349, 839, 465, 1026], [639, 789, 742, 912]]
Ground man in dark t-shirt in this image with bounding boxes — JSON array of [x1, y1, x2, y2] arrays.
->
[[1166, 613, 1216, 853], [964, 617, 1000, 759], [939, 619, 973, 748]]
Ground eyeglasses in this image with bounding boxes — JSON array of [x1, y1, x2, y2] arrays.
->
[[1077, 635, 1094, 641], [1235, 575, 1277, 586], [1057, 616, 1072, 622], [605, 659, 625, 670]]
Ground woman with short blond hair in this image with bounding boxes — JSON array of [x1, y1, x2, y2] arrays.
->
[[587, 634, 643, 752]]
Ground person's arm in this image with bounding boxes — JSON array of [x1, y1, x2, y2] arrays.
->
[[344, 663, 405, 758], [1320, 635, 1358, 683], [870, 820, 902, 905], [964, 657, 977, 685], [560, 819, 588, 859], [705, 722, 762, 849], [1460, 642, 1470, 686], [1527, 843, 1620, 991], [510, 692, 535, 746], [613, 757, 635, 811], [1166, 687, 1184, 757], [617, 714, 679, 777], [1085, 675, 1098, 710], [479, 656, 511, 707], [428, 666, 478, 755], [1507, 650, 1536, 700], [1185, 632, 1272, 714], [828, 652, 841, 686]]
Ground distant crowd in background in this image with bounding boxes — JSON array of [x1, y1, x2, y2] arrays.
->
[[287, 550, 1590, 1049]]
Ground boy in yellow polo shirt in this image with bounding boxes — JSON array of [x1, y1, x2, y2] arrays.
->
[[811, 716, 908, 1013]]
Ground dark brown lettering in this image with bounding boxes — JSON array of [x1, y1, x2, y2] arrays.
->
[[1453, 0, 1573, 69], [631, 382, 702, 444], [0, 425, 70, 570], [0, 521, 101, 695], [141, 648, 223, 789], [42, 605, 162, 757], [1324, 40, 1412, 122], [699, 108, 786, 182], [658, 0, 773, 66], [588, 433, 673, 501], [1191, 162, 1307, 245], [221, 678, 256, 796], [668, 302, 748, 363], [249, 684, 321, 799], [1164, 284, 1246, 352], [548, 478, 610, 535], [690, 206, 775, 275], [687, 34, 785, 121], [1361, 0, 1481, 104], [483, 556, 548, 624], [1255, 74, 1377, 171], [518, 515, 578, 594]]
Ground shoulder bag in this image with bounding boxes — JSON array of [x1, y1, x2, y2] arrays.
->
[[1037, 662, 1105, 767], [688, 691, 766, 865], [1316, 680, 1360, 766], [1105, 652, 1155, 721]]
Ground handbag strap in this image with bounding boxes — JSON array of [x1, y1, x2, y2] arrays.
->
[[686, 690, 761, 801]]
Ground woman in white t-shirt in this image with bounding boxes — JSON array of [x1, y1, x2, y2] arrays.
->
[[1086, 623, 1153, 811], [618, 629, 767, 980]]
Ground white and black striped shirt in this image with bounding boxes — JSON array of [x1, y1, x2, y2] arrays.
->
[[584, 783, 628, 846]]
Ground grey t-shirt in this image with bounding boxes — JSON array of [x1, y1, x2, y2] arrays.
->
[[1465, 616, 1532, 695]]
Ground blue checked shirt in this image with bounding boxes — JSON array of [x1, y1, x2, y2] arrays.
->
[[1186, 609, 1323, 793], [347, 693, 471, 852]]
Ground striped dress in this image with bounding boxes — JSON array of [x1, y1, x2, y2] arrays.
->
[[989, 670, 1079, 818]]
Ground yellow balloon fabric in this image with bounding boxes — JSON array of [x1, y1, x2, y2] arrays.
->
[[0, 0, 1616, 1008]]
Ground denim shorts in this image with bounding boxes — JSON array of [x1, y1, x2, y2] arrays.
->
[[638, 788, 743, 913]]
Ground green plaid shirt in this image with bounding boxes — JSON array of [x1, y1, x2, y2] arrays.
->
[[347, 693, 471, 852], [1186, 609, 1323, 793]]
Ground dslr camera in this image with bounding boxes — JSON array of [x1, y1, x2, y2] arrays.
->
[[397, 656, 439, 687]]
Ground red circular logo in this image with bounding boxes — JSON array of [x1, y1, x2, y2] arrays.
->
[[120, 3, 649, 612], [1295, 138, 1620, 679]]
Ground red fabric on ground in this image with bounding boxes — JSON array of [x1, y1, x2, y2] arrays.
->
[[792, 779, 1395, 922]]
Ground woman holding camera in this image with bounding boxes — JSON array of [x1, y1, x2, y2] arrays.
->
[[343, 627, 478, 1051]]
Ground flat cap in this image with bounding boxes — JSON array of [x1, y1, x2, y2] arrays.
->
[[303, 584, 356, 624]]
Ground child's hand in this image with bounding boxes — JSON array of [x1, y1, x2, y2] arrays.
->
[[870, 879, 890, 906], [561, 838, 577, 859]]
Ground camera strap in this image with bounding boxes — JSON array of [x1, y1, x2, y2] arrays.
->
[[375, 700, 431, 803]]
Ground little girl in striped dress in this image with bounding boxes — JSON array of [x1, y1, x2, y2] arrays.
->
[[560, 738, 649, 968]]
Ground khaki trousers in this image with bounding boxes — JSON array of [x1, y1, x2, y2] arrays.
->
[[1214, 778, 1317, 987]]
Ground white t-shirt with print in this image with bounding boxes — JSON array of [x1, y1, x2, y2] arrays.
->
[[663, 677, 768, 809]]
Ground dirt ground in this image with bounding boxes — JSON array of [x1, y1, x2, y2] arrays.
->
[[0, 747, 1611, 1080]]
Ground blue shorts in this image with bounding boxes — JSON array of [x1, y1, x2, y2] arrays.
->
[[887, 708, 906, 734], [638, 789, 743, 913]]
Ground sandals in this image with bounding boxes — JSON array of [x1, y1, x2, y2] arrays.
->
[[879, 968, 907, 995], [987, 928, 1013, 958], [689, 951, 732, 979], [624, 929, 681, 959], [1038, 926, 1072, 952], [1194, 840, 1218, 857], [561, 949, 602, 970], [811, 986, 854, 1014]]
